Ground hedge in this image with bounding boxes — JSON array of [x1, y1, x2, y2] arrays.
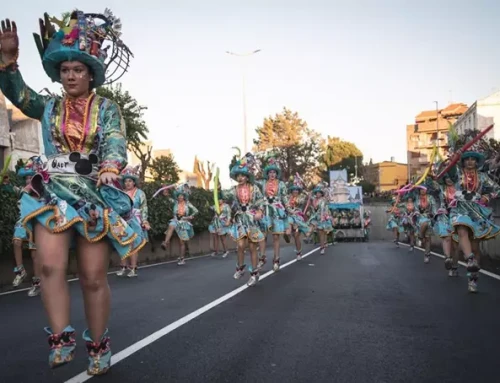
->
[[0, 179, 216, 260]]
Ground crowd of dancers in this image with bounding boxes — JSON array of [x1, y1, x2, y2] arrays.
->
[[386, 130, 500, 293], [2, 7, 498, 378]]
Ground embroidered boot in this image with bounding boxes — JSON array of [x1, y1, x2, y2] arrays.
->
[[83, 328, 112, 375], [45, 325, 76, 368]]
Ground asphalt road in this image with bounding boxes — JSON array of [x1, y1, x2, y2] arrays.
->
[[1, 241, 500, 383]]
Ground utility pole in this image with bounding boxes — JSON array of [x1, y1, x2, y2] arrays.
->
[[226, 49, 261, 154]]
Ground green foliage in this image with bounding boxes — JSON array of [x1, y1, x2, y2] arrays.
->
[[253, 107, 322, 183], [356, 180, 376, 193], [95, 83, 149, 151], [142, 183, 214, 240], [149, 154, 181, 184], [321, 136, 364, 182], [0, 172, 22, 258]]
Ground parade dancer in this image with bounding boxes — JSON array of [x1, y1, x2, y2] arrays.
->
[[117, 166, 150, 277], [12, 159, 42, 296], [208, 190, 231, 258], [0, 11, 143, 374], [414, 185, 437, 263], [447, 151, 500, 292], [285, 174, 312, 260], [161, 184, 198, 265], [307, 184, 333, 254], [434, 172, 460, 277], [400, 195, 417, 252], [386, 194, 403, 246], [225, 152, 265, 286], [256, 158, 290, 271]]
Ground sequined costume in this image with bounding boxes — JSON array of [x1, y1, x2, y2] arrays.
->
[[0, 9, 137, 374], [307, 185, 334, 233], [122, 166, 149, 242], [208, 201, 232, 236], [164, 185, 199, 242]]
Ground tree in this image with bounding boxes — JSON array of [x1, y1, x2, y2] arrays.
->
[[96, 84, 151, 181], [253, 107, 322, 183], [150, 154, 180, 185], [193, 156, 215, 190], [356, 179, 375, 194], [321, 136, 363, 182]]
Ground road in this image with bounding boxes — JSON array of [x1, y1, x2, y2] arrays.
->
[[1, 241, 500, 383]]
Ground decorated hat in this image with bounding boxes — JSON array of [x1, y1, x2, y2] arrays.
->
[[288, 173, 305, 192], [312, 183, 326, 196], [230, 151, 256, 184], [263, 157, 281, 179], [173, 183, 191, 199], [461, 151, 485, 168], [121, 165, 140, 183], [16, 157, 37, 177], [33, 9, 132, 88]]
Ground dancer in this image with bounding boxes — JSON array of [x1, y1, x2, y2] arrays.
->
[[386, 194, 403, 246], [414, 185, 437, 263], [307, 183, 333, 254], [161, 184, 198, 265], [256, 158, 290, 271], [400, 195, 417, 252], [285, 174, 311, 260], [117, 166, 150, 277], [434, 172, 460, 277], [447, 151, 500, 292], [208, 189, 231, 258], [225, 152, 265, 286], [12, 158, 42, 296], [0, 11, 142, 374]]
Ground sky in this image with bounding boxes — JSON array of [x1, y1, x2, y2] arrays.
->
[[3, 0, 500, 186]]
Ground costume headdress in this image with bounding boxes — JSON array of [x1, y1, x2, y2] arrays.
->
[[33, 9, 133, 88], [173, 183, 191, 199], [312, 182, 327, 196], [229, 148, 256, 184], [16, 156, 40, 177], [288, 173, 305, 192], [121, 165, 140, 183], [263, 157, 281, 179]]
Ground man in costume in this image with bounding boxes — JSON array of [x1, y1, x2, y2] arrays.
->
[[0, 11, 143, 374]]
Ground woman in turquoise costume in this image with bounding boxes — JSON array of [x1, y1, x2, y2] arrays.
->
[[285, 174, 311, 260], [224, 152, 265, 286], [307, 183, 333, 255], [161, 184, 199, 265], [117, 165, 150, 277], [0, 11, 142, 374], [208, 189, 231, 258], [445, 151, 500, 293], [255, 157, 290, 272], [413, 185, 437, 264], [386, 193, 404, 247], [399, 195, 417, 252], [12, 158, 42, 297]]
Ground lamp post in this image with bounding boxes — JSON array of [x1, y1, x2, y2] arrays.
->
[[226, 49, 261, 154]]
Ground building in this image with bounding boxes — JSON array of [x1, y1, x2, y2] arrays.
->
[[364, 159, 408, 192], [0, 91, 42, 171], [406, 103, 468, 179], [454, 90, 500, 140]]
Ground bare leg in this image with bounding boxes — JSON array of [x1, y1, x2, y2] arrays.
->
[[273, 234, 280, 261], [249, 241, 259, 269], [13, 239, 23, 267], [180, 240, 186, 259], [237, 238, 246, 266], [36, 224, 72, 333], [220, 235, 228, 252], [294, 230, 302, 253], [31, 249, 41, 277], [456, 226, 473, 256], [77, 237, 110, 341], [163, 225, 175, 246], [212, 233, 219, 254]]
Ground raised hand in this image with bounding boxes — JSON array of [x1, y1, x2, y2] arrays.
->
[[0, 19, 19, 63]]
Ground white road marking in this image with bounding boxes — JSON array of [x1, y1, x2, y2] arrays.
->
[[64, 246, 321, 383], [397, 242, 500, 281], [0, 254, 212, 297]]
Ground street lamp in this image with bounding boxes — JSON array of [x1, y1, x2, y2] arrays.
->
[[226, 49, 261, 153]]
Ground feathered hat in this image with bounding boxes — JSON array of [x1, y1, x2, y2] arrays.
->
[[288, 173, 305, 192], [263, 157, 281, 179], [312, 182, 327, 196], [33, 9, 132, 88], [173, 183, 191, 199], [230, 148, 256, 184], [447, 123, 487, 169], [121, 165, 140, 183]]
